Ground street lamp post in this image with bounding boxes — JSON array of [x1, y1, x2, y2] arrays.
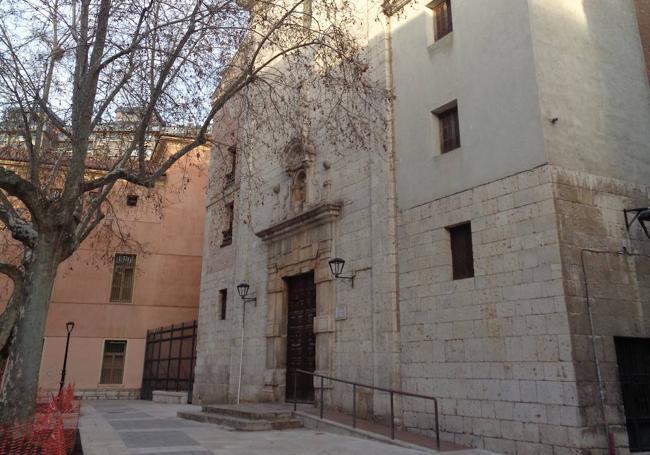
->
[[59, 321, 75, 395], [235, 283, 256, 404]]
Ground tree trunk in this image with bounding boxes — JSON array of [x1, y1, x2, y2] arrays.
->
[[0, 241, 59, 424]]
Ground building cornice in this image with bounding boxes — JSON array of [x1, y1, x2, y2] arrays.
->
[[255, 201, 343, 243]]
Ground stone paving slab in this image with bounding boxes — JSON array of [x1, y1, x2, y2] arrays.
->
[[120, 430, 199, 448], [105, 411, 153, 420], [80, 400, 498, 455], [110, 418, 200, 430]]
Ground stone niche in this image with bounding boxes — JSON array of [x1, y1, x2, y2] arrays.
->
[[255, 201, 342, 401]]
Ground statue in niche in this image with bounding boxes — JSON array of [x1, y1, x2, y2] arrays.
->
[[291, 169, 307, 211], [283, 136, 315, 214]]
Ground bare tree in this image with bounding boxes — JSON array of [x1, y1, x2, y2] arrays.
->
[[0, 0, 372, 423]]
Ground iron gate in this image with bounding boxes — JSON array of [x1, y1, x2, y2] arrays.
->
[[141, 320, 197, 402], [615, 337, 650, 452]]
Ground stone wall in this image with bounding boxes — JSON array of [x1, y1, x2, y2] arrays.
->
[[397, 164, 650, 454], [193, 93, 398, 411], [74, 388, 140, 400], [397, 165, 578, 454], [552, 166, 650, 454]]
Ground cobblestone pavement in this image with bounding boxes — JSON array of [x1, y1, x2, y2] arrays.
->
[[79, 400, 490, 455]]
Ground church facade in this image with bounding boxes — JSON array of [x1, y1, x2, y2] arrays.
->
[[194, 1, 650, 454]]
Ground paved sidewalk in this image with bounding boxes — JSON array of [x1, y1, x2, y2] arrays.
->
[[79, 400, 494, 455]]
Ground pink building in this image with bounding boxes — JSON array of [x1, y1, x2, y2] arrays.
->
[[0, 135, 208, 399]]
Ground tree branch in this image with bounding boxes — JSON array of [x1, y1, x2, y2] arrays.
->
[[0, 167, 43, 222], [0, 191, 37, 249]]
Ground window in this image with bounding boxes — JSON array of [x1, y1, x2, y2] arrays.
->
[[219, 289, 227, 320], [434, 102, 460, 153], [221, 202, 234, 247], [100, 340, 126, 384], [126, 194, 138, 206], [448, 223, 474, 280], [225, 146, 236, 185], [110, 254, 136, 302], [431, 0, 452, 41]]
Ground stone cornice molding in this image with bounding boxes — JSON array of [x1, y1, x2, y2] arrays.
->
[[255, 201, 343, 243]]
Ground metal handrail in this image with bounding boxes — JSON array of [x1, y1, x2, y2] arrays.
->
[[292, 369, 440, 450]]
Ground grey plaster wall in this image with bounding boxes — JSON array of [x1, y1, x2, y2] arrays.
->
[[391, 0, 547, 209], [529, 0, 650, 185]]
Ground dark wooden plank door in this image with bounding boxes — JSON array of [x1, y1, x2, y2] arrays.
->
[[615, 337, 650, 452], [285, 272, 316, 402]]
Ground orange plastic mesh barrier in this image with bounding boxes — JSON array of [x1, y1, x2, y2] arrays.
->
[[0, 385, 80, 454]]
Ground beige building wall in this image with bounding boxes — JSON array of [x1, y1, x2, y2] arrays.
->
[[196, 1, 650, 454], [393, 0, 650, 453], [0, 139, 208, 397], [194, 4, 399, 408]]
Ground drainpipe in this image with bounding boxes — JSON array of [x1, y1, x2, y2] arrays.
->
[[580, 248, 616, 455]]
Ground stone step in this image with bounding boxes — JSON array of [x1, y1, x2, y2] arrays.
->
[[177, 410, 303, 431], [201, 404, 294, 421]]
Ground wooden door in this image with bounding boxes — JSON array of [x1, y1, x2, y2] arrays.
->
[[285, 272, 316, 402], [615, 337, 650, 451]]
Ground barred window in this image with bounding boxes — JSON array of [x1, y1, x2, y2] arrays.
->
[[110, 254, 136, 303], [100, 340, 126, 384]]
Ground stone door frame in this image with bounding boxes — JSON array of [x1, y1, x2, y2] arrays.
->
[[260, 232, 337, 401]]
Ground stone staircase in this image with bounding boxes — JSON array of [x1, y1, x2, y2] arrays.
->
[[177, 403, 304, 431]]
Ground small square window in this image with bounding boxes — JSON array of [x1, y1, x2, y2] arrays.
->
[[219, 289, 227, 320], [100, 340, 126, 384], [448, 222, 474, 280], [434, 102, 460, 154], [431, 0, 453, 41], [126, 195, 138, 206]]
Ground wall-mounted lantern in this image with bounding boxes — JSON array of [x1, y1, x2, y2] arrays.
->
[[237, 282, 257, 304], [328, 257, 355, 287], [624, 208, 650, 239]]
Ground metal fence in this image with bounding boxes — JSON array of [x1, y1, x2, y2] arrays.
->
[[141, 320, 197, 402]]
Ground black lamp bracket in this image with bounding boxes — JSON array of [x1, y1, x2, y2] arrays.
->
[[624, 208, 650, 239], [336, 275, 354, 287]]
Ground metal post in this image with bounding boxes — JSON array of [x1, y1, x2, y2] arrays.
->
[[236, 302, 246, 404], [293, 370, 298, 412], [320, 376, 324, 419], [166, 324, 174, 392], [352, 384, 357, 428], [59, 322, 74, 395], [176, 322, 184, 391], [434, 399, 440, 451], [390, 391, 395, 440]]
